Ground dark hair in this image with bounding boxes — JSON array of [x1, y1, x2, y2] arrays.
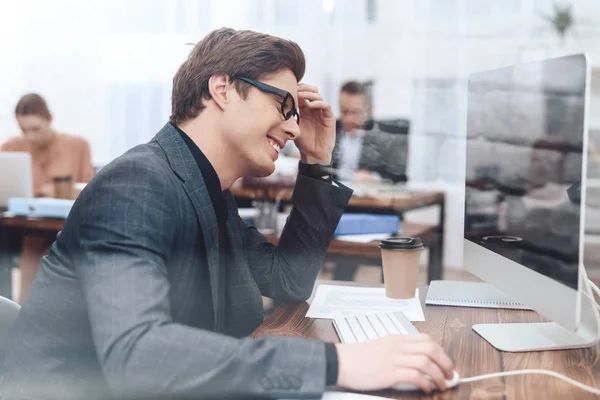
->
[[340, 81, 366, 96], [170, 28, 306, 125], [15, 93, 52, 120]]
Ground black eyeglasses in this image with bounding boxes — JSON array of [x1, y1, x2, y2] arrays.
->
[[233, 76, 300, 124]]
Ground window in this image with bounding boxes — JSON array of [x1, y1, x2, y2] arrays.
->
[[430, 0, 457, 19], [249, 0, 265, 26], [366, 0, 376, 23], [196, 0, 211, 30], [121, 0, 168, 33], [274, 0, 298, 25], [108, 84, 169, 154], [499, 0, 521, 15], [466, 0, 492, 16]]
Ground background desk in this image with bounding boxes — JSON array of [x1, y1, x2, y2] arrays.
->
[[231, 184, 445, 212], [252, 281, 600, 400], [0, 187, 446, 300], [0, 215, 64, 299], [232, 186, 446, 283], [0, 216, 439, 300]]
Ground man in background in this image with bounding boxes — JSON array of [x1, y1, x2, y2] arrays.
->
[[333, 81, 382, 183], [333, 81, 410, 184]]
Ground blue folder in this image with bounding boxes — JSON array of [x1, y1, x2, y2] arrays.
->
[[334, 213, 400, 236], [8, 198, 74, 219]]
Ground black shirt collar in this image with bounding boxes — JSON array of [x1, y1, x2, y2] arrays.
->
[[172, 123, 228, 222]]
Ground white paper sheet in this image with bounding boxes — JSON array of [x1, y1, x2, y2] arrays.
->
[[335, 233, 392, 243], [322, 393, 389, 400], [281, 392, 388, 400], [306, 285, 425, 321]]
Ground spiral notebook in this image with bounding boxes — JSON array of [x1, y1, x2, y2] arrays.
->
[[425, 280, 532, 310]]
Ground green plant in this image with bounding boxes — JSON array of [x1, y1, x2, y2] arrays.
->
[[541, 3, 574, 42]]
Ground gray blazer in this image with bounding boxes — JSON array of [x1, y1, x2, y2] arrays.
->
[[0, 123, 352, 400]]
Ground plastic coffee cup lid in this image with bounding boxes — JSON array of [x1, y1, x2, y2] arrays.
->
[[379, 236, 423, 250], [481, 235, 523, 243]]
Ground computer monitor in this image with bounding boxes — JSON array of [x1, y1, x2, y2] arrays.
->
[[0, 152, 33, 208], [463, 54, 600, 352]]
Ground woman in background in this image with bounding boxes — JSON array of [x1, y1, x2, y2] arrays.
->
[[1, 93, 95, 303]]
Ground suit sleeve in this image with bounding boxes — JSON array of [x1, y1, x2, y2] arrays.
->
[[243, 174, 353, 302], [70, 158, 328, 399]]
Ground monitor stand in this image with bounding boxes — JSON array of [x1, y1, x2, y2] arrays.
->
[[472, 268, 600, 352]]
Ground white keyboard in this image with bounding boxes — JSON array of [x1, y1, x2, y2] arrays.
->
[[332, 312, 461, 393], [333, 311, 418, 344]]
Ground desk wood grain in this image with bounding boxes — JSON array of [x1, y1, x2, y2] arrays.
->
[[230, 186, 444, 211], [0, 216, 435, 259], [0, 214, 64, 234], [252, 282, 600, 399], [262, 222, 437, 259]]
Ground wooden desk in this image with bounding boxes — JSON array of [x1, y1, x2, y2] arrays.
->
[[0, 215, 64, 235], [0, 202, 445, 298], [252, 282, 600, 399], [262, 222, 438, 284], [231, 186, 445, 213], [0, 215, 65, 298]]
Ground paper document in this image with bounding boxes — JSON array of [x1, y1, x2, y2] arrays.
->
[[335, 233, 391, 243], [322, 393, 389, 400], [306, 285, 425, 321], [281, 392, 388, 400]]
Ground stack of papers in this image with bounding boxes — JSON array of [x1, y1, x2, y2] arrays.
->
[[281, 392, 388, 400], [306, 285, 425, 321], [335, 233, 391, 243]]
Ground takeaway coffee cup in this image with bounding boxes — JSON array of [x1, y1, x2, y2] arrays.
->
[[379, 237, 424, 299], [53, 176, 73, 200]]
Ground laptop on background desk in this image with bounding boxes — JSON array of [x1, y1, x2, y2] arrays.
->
[[0, 152, 33, 208]]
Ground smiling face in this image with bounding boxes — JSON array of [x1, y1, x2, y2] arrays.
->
[[221, 69, 301, 177]]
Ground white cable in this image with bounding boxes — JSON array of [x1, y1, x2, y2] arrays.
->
[[458, 369, 600, 395], [589, 279, 600, 299], [453, 278, 600, 396]]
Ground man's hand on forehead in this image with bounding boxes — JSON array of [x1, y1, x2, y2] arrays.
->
[[294, 83, 336, 165]]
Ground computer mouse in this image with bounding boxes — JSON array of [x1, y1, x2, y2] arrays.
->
[[393, 370, 460, 392]]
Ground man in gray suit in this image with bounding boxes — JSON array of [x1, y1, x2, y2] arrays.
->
[[0, 28, 453, 399], [333, 81, 409, 184]]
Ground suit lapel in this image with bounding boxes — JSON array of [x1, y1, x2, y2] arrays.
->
[[222, 191, 266, 336], [182, 180, 220, 331], [155, 123, 221, 331]]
